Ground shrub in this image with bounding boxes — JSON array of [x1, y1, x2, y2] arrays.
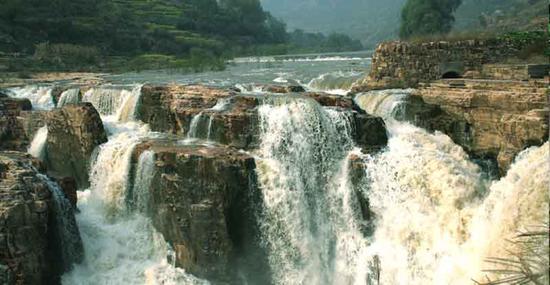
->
[[34, 43, 101, 67]]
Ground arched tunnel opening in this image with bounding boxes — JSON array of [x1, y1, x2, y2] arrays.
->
[[441, 71, 462, 79]]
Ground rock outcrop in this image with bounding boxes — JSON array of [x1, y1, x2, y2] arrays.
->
[[137, 84, 235, 135], [139, 84, 388, 152], [133, 141, 269, 284], [0, 94, 32, 151], [0, 152, 82, 284], [411, 79, 548, 174], [46, 103, 107, 189], [353, 38, 545, 92]]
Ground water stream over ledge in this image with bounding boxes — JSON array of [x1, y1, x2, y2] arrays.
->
[[6, 52, 548, 285]]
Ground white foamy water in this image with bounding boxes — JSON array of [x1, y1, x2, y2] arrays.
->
[[306, 70, 364, 95], [356, 90, 549, 285], [57, 88, 81, 107], [7, 85, 55, 110], [28, 125, 48, 160], [255, 97, 371, 284], [62, 86, 207, 285]]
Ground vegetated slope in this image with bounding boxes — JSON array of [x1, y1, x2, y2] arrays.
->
[[454, 0, 547, 32], [261, 0, 406, 49], [0, 0, 288, 70]]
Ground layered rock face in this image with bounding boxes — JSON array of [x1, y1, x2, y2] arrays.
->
[[46, 103, 107, 188], [0, 94, 32, 151], [138, 85, 388, 151], [411, 79, 548, 174], [132, 84, 389, 283], [353, 38, 544, 92], [137, 85, 235, 135], [133, 141, 269, 283], [0, 152, 82, 284]]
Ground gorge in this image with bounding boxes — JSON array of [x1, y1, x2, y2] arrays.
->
[[0, 44, 548, 285]]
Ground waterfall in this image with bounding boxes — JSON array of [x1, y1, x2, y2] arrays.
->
[[186, 99, 229, 141], [82, 85, 142, 121], [131, 150, 156, 213], [306, 71, 364, 95], [28, 125, 48, 160], [186, 112, 204, 140], [354, 89, 415, 120], [354, 89, 549, 284], [255, 96, 370, 284], [38, 174, 83, 270], [57, 88, 81, 107], [7, 85, 55, 110], [62, 84, 206, 284]]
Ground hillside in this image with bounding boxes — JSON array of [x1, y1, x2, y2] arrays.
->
[[260, 0, 406, 49], [454, 0, 547, 33]]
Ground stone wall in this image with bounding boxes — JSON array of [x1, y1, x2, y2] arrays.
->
[[353, 38, 543, 91]]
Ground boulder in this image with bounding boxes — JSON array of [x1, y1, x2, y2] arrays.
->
[[353, 113, 388, 153], [46, 103, 107, 188], [0, 95, 32, 151], [133, 141, 269, 283], [0, 152, 83, 284]]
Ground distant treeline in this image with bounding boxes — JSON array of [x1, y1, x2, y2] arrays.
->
[[0, 0, 363, 71]]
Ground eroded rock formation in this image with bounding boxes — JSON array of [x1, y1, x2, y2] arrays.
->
[[411, 79, 549, 174], [0, 94, 32, 151], [46, 103, 107, 188], [133, 141, 269, 283], [0, 152, 82, 284], [138, 85, 388, 152]]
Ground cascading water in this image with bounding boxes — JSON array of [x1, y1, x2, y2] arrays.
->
[[28, 125, 48, 160], [186, 99, 229, 141], [57, 88, 81, 107], [255, 96, 371, 284], [62, 86, 206, 284], [82, 85, 142, 122], [7, 85, 55, 110], [306, 71, 364, 95], [355, 89, 549, 285], [38, 174, 84, 270]]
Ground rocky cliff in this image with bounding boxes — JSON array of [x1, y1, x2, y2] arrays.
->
[[411, 79, 548, 174], [354, 38, 549, 174], [133, 141, 269, 283], [353, 38, 545, 92], [0, 152, 83, 284]]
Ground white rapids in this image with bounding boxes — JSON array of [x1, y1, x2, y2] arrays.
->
[[61, 86, 208, 285]]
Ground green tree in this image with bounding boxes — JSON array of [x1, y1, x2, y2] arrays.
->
[[399, 0, 463, 39]]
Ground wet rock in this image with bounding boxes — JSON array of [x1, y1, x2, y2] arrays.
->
[[353, 38, 545, 92], [137, 84, 236, 134], [46, 103, 107, 188], [55, 177, 78, 209], [0, 152, 81, 284], [139, 85, 389, 152], [302, 92, 354, 108], [18, 110, 48, 143], [353, 113, 388, 153], [412, 79, 548, 174], [263, 85, 305, 93], [134, 142, 269, 284], [0, 95, 32, 151]]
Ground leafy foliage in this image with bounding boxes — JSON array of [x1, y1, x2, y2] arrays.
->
[[0, 0, 364, 71], [399, 0, 463, 39]]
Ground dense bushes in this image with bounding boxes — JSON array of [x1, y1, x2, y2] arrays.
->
[[34, 43, 100, 67], [400, 0, 463, 39]]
